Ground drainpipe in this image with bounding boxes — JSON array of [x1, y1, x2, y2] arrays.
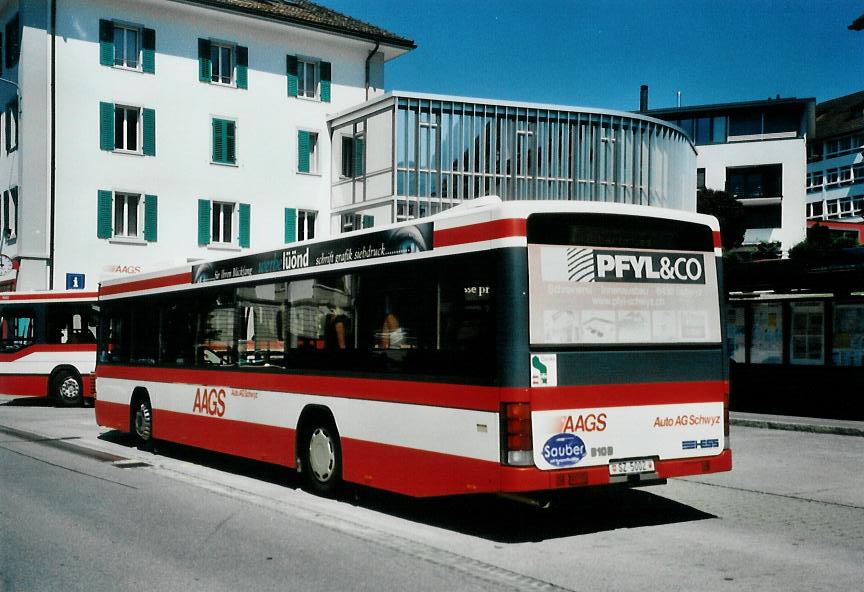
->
[[49, 0, 56, 289], [365, 40, 380, 101]]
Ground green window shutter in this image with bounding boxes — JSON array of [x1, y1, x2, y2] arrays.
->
[[198, 38, 211, 82], [320, 61, 331, 103], [362, 215, 374, 229], [97, 190, 112, 239], [212, 118, 224, 163], [99, 20, 114, 66], [354, 137, 365, 177], [239, 203, 250, 248], [99, 102, 115, 150], [284, 207, 297, 243], [286, 55, 298, 97], [144, 194, 158, 242], [142, 28, 155, 73], [198, 199, 211, 245], [297, 130, 310, 173], [142, 108, 155, 156], [236, 46, 248, 89], [0, 33, 4, 77]]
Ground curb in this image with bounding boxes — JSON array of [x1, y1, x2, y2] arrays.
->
[[730, 418, 864, 438]]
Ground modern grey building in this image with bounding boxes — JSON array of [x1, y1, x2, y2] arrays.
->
[[328, 92, 697, 232]]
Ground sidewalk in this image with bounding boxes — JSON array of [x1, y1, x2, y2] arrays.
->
[[731, 411, 864, 437]]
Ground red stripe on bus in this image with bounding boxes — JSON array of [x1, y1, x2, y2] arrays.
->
[[0, 375, 49, 396], [530, 381, 727, 411], [96, 366, 507, 411], [100, 272, 192, 296], [97, 366, 723, 412], [95, 400, 130, 431], [0, 344, 97, 362], [155, 409, 295, 467], [0, 291, 98, 301], [713, 231, 722, 248], [433, 218, 527, 248]]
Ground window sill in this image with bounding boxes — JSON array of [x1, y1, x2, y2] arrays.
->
[[208, 80, 238, 89], [296, 94, 320, 102], [113, 149, 144, 157], [109, 237, 147, 245], [208, 243, 241, 252], [210, 161, 239, 167], [112, 65, 144, 74], [297, 170, 321, 177]]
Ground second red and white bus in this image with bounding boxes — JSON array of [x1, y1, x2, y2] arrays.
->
[[95, 198, 731, 497], [0, 291, 98, 406]]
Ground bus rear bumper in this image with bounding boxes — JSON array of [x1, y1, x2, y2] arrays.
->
[[497, 448, 732, 493]]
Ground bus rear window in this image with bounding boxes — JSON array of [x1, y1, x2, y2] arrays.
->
[[526, 213, 714, 252]]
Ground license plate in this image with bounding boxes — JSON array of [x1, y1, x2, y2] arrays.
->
[[609, 458, 655, 476]]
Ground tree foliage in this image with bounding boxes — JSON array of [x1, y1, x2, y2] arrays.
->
[[788, 224, 861, 261], [696, 189, 746, 251]]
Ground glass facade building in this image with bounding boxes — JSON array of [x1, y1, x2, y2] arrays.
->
[[329, 92, 696, 232]]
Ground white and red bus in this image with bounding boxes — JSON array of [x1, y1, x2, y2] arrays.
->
[[95, 198, 731, 497], [0, 291, 99, 406]]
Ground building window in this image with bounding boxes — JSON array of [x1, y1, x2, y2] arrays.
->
[[826, 168, 839, 187], [839, 166, 853, 184], [5, 14, 19, 70], [341, 135, 365, 177], [114, 106, 140, 152], [97, 190, 157, 241], [340, 213, 373, 233], [297, 131, 318, 173], [113, 193, 141, 238], [212, 202, 235, 244], [5, 100, 17, 153], [806, 201, 824, 219], [297, 210, 316, 241], [212, 118, 236, 165], [298, 59, 317, 99], [210, 43, 233, 85], [789, 302, 824, 365], [854, 163, 864, 184], [726, 164, 782, 198], [113, 24, 140, 69], [697, 168, 706, 190], [3, 188, 17, 241]]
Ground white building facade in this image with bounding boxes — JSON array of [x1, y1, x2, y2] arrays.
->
[[0, 0, 413, 291], [648, 98, 815, 255]]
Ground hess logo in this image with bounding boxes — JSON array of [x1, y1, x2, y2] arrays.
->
[[562, 413, 607, 433], [193, 387, 226, 417]]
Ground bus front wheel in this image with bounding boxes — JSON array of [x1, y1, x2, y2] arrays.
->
[[131, 395, 154, 450], [53, 370, 83, 407], [300, 420, 342, 497]]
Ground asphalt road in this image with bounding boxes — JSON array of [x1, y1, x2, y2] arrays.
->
[[1, 395, 863, 592]]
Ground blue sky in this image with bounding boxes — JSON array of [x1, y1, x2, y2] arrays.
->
[[325, 0, 863, 111]]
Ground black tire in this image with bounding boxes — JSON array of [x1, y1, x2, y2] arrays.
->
[[131, 395, 154, 450], [300, 419, 342, 497], [53, 370, 83, 407]]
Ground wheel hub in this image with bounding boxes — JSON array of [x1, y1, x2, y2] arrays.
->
[[135, 403, 152, 440], [308, 428, 335, 482], [59, 377, 80, 401]]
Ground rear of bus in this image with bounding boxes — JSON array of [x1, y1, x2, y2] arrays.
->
[[501, 208, 731, 491]]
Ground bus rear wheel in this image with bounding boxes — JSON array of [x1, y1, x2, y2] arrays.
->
[[301, 421, 342, 497], [54, 370, 83, 407], [131, 395, 154, 450]]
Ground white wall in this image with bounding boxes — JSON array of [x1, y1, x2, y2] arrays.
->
[[40, 0, 383, 289], [697, 138, 807, 253]]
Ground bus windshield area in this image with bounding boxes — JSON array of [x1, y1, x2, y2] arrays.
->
[[100, 253, 497, 382], [0, 310, 35, 352], [0, 303, 98, 353]]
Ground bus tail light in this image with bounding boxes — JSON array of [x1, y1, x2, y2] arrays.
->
[[503, 403, 533, 466]]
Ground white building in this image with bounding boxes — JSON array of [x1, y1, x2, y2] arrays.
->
[[805, 91, 864, 222], [0, 0, 413, 292], [647, 97, 815, 255]]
